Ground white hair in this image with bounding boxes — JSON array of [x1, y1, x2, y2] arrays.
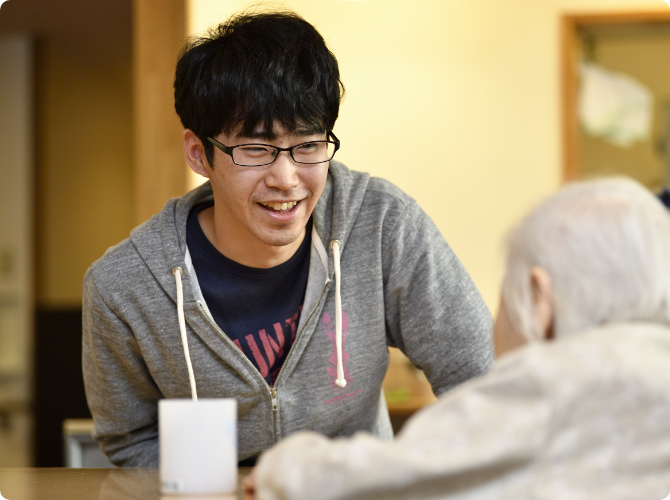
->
[[502, 177, 670, 341]]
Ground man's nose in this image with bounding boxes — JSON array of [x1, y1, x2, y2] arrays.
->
[[264, 151, 300, 190]]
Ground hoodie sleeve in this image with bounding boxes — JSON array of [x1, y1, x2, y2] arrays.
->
[[82, 266, 162, 467], [381, 200, 494, 396]]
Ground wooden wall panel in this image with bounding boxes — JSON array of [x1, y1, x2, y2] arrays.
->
[[133, 0, 187, 225]]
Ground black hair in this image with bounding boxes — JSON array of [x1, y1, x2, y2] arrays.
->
[[660, 188, 670, 210], [174, 9, 344, 165]]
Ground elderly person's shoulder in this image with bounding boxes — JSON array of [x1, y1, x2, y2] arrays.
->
[[404, 320, 670, 438], [516, 321, 670, 383], [507, 321, 670, 406]]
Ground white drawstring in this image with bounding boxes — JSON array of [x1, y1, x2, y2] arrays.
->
[[312, 224, 331, 285], [330, 240, 346, 388], [173, 267, 198, 401]]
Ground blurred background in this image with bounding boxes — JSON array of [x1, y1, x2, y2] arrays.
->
[[0, 0, 668, 466]]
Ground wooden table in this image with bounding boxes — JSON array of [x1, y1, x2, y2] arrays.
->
[[0, 468, 252, 500]]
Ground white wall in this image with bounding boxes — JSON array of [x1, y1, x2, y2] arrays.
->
[[186, 0, 664, 311]]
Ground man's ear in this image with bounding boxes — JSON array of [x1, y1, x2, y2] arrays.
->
[[183, 129, 211, 179], [530, 266, 554, 340]]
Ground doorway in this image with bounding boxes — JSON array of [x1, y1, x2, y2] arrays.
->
[[0, 0, 134, 466], [562, 10, 670, 191]]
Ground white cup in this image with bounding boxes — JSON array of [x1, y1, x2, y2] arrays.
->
[[159, 398, 237, 495]]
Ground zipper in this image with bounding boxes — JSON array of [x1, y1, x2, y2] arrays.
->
[[269, 280, 330, 389], [196, 278, 330, 441], [197, 302, 279, 438]]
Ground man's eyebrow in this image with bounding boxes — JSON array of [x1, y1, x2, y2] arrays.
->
[[238, 129, 276, 141], [293, 126, 325, 136], [236, 127, 325, 141]]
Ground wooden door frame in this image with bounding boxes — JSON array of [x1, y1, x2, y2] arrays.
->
[[133, 0, 187, 225], [561, 10, 670, 182]]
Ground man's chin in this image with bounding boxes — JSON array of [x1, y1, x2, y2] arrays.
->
[[256, 228, 307, 249]]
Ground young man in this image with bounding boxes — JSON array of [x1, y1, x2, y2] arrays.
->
[[249, 177, 670, 500], [82, 10, 493, 467]]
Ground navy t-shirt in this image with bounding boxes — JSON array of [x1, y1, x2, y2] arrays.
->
[[186, 202, 311, 385]]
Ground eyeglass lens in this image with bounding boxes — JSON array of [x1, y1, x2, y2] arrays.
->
[[233, 141, 337, 166]]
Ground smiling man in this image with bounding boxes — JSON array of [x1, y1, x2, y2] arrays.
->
[[82, 10, 493, 467]]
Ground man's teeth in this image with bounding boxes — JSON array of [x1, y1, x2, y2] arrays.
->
[[261, 201, 298, 211]]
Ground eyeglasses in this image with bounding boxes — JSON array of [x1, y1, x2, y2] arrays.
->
[[207, 131, 340, 167]]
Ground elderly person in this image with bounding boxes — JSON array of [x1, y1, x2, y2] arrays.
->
[[247, 177, 670, 500]]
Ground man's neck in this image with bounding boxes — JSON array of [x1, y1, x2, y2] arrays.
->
[[196, 206, 305, 268]]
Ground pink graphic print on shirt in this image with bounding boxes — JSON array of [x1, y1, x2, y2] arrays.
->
[[322, 311, 352, 389], [231, 307, 301, 383]]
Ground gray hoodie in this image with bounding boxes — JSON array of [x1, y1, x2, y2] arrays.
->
[[82, 161, 493, 466]]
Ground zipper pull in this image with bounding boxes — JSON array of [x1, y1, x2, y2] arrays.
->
[[271, 387, 278, 412]]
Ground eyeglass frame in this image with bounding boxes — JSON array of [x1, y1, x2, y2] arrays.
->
[[206, 131, 340, 167]]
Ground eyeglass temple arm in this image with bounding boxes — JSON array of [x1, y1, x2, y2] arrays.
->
[[328, 131, 340, 152], [207, 137, 232, 156]]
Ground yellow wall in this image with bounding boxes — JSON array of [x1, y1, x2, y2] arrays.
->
[[36, 36, 133, 306], [0, 0, 134, 308], [188, 0, 665, 311]]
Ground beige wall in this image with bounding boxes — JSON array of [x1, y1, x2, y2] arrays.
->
[[187, 0, 664, 311], [0, 35, 33, 376], [0, 35, 34, 466]]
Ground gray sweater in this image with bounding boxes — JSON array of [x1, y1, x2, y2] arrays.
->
[[82, 161, 493, 466], [255, 322, 670, 500]]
